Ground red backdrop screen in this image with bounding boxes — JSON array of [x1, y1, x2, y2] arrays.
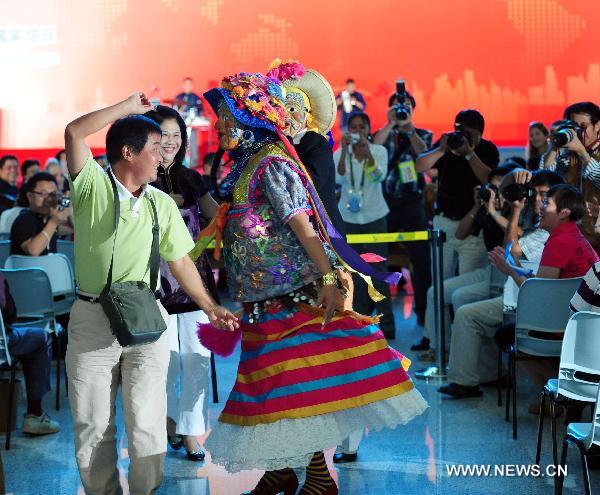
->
[[0, 0, 598, 150]]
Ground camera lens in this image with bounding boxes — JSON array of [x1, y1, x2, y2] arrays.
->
[[552, 129, 574, 147], [395, 104, 408, 120], [447, 131, 467, 150]]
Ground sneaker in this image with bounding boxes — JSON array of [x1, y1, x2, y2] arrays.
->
[[23, 412, 60, 435], [418, 349, 436, 362]]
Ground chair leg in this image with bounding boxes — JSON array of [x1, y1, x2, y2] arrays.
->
[[550, 397, 558, 468], [505, 351, 512, 423], [55, 334, 61, 411], [5, 367, 16, 451], [497, 349, 502, 407], [210, 353, 218, 404], [556, 437, 569, 495], [511, 353, 517, 440], [535, 389, 547, 465], [579, 445, 591, 495]]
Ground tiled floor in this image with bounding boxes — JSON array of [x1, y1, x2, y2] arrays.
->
[[2, 294, 599, 494]]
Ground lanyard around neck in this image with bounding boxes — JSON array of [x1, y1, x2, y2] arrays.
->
[[348, 151, 366, 191]]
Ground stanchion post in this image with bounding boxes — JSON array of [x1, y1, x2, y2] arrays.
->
[[415, 228, 447, 380]]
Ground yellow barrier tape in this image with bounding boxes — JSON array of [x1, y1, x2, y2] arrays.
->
[[202, 231, 429, 249]]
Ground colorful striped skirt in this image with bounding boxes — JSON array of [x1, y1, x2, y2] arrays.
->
[[205, 302, 428, 472]]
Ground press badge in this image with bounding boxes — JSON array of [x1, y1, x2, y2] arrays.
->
[[398, 159, 417, 184]]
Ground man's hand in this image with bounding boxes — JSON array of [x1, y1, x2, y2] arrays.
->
[[386, 107, 399, 127], [341, 132, 352, 148], [564, 133, 586, 155], [125, 92, 154, 115], [587, 196, 600, 222], [511, 198, 526, 212], [485, 189, 497, 213], [488, 246, 514, 275], [438, 133, 449, 154], [205, 305, 240, 332], [316, 284, 342, 328], [450, 139, 474, 158], [50, 206, 71, 225], [513, 170, 532, 184], [472, 185, 483, 207]]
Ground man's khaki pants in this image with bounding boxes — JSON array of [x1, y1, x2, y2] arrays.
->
[[66, 299, 170, 495]]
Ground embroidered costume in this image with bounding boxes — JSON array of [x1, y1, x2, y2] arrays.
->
[[196, 69, 427, 491]]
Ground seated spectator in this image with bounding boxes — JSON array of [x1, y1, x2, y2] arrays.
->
[[417, 164, 516, 354], [526, 122, 549, 170], [55, 149, 67, 170], [21, 159, 40, 183], [571, 260, 600, 313], [334, 111, 394, 338], [439, 182, 592, 399], [44, 158, 69, 194], [0, 155, 19, 213], [10, 172, 71, 256], [1, 273, 59, 434]]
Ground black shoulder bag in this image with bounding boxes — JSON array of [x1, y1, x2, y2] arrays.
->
[[99, 172, 167, 346]]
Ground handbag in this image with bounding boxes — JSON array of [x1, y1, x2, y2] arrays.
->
[[99, 171, 167, 346]]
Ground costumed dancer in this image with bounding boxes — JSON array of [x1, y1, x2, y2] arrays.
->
[[273, 59, 362, 461], [196, 71, 428, 495], [146, 105, 220, 461]]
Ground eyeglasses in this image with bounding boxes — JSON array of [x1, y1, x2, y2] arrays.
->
[[29, 191, 58, 199]]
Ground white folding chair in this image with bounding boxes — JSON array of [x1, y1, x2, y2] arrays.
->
[[0, 268, 64, 410], [0, 307, 17, 450], [535, 311, 600, 474], [56, 240, 74, 271], [504, 277, 583, 440], [0, 207, 25, 235], [556, 381, 600, 495], [5, 253, 75, 316], [0, 242, 10, 272]]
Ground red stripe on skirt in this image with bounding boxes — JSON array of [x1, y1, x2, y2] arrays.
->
[[223, 367, 407, 417], [233, 347, 399, 396], [238, 329, 385, 373]]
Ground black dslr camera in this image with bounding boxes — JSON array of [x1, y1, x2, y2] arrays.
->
[[393, 80, 410, 121], [478, 183, 498, 203], [501, 183, 535, 202], [447, 122, 468, 150], [551, 120, 584, 147]]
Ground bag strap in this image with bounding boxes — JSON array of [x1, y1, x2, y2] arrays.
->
[[103, 170, 160, 294]]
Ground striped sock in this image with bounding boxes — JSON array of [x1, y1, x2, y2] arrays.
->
[[299, 451, 336, 495], [250, 469, 295, 494]]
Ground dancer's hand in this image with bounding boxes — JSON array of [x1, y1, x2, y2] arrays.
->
[[317, 284, 342, 329], [206, 305, 239, 331]]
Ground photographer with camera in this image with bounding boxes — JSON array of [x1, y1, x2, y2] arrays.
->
[[10, 172, 72, 256], [416, 109, 500, 279], [540, 102, 600, 250], [334, 111, 396, 338], [372, 84, 432, 326]]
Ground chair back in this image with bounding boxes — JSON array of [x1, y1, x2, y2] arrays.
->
[[0, 207, 25, 234], [57, 240, 75, 269], [557, 311, 600, 401], [515, 277, 582, 356], [0, 268, 54, 319], [581, 383, 600, 450], [0, 241, 10, 270], [0, 308, 10, 367], [5, 254, 74, 296]]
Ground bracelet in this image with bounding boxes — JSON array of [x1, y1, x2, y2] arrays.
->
[[321, 271, 338, 286], [40, 229, 52, 242]]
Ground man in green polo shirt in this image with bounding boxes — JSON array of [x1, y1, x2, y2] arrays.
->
[[64, 93, 238, 495]]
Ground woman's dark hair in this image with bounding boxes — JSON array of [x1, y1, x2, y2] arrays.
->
[[105, 115, 161, 165], [145, 105, 188, 166], [529, 121, 549, 137], [21, 159, 40, 177], [347, 111, 371, 135], [55, 149, 66, 161], [547, 184, 586, 221]]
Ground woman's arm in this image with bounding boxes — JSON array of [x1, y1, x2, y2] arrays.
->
[[288, 212, 343, 326]]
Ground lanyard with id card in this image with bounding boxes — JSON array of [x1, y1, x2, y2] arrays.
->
[[397, 159, 417, 184]]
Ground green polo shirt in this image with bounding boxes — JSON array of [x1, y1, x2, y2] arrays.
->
[[69, 152, 194, 295]]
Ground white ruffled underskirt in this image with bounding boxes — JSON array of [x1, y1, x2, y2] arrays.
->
[[205, 387, 428, 473]]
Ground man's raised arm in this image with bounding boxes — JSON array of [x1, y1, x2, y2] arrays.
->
[[64, 93, 153, 179]]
